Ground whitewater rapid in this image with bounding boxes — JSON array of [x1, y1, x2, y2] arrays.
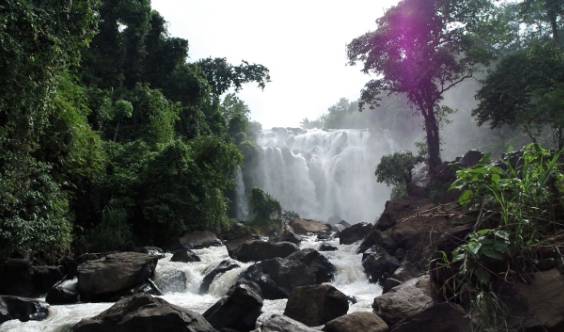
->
[[240, 128, 397, 223], [0, 237, 381, 331]]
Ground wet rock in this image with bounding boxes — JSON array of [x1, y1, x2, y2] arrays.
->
[[289, 218, 332, 236], [339, 222, 373, 245], [319, 243, 338, 251], [220, 222, 256, 241], [382, 278, 402, 294], [276, 225, 302, 244], [229, 240, 298, 262], [372, 275, 433, 326], [154, 270, 186, 293], [200, 260, 240, 293], [0, 258, 34, 297], [133, 246, 166, 259], [390, 303, 470, 332], [362, 249, 400, 283], [171, 249, 201, 262], [357, 229, 396, 255], [72, 294, 215, 332], [323, 312, 389, 332], [284, 284, 349, 326], [77, 252, 159, 302], [253, 314, 319, 332], [46, 278, 79, 305], [204, 283, 263, 331], [0, 296, 49, 324], [333, 220, 352, 233], [459, 150, 484, 168], [239, 249, 335, 299], [178, 230, 222, 249], [32, 265, 64, 295]]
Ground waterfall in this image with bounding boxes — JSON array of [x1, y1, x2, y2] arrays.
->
[[247, 128, 397, 223], [234, 166, 249, 220]]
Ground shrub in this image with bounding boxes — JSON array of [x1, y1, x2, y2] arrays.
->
[[375, 152, 420, 198]]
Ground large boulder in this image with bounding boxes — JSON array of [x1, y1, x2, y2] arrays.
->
[[0, 296, 49, 324], [284, 284, 349, 326], [200, 260, 240, 293], [73, 294, 216, 332], [46, 278, 79, 305], [319, 243, 338, 252], [177, 230, 222, 249], [239, 249, 335, 299], [253, 314, 320, 332], [338, 223, 373, 245], [276, 225, 302, 244], [372, 275, 433, 326], [77, 252, 159, 301], [323, 312, 389, 332], [32, 265, 64, 294], [362, 249, 400, 283], [204, 283, 263, 331], [289, 219, 331, 236], [170, 250, 201, 263], [390, 303, 470, 332], [0, 259, 35, 297], [229, 240, 298, 262]]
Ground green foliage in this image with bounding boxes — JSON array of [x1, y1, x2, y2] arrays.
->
[[0, 151, 72, 260], [249, 188, 282, 225], [83, 204, 133, 252], [375, 152, 420, 198], [440, 144, 563, 330], [197, 58, 270, 96]]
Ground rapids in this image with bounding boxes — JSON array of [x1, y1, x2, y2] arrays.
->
[[0, 236, 381, 331]]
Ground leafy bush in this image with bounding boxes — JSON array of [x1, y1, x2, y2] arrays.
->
[[375, 152, 420, 198], [249, 188, 282, 226], [83, 204, 133, 252], [0, 152, 72, 261]]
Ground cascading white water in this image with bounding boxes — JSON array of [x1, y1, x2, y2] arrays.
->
[[0, 237, 381, 332], [245, 128, 397, 223]]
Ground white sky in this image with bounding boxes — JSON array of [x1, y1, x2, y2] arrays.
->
[[152, 0, 399, 128]]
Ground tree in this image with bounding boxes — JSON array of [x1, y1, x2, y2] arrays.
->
[[197, 57, 270, 96], [347, 0, 490, 174], [375, 152, 420, 198]]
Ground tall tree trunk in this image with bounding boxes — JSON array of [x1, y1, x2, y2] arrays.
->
[[423, 107, 442, 176], [546, 0, 560, 46]]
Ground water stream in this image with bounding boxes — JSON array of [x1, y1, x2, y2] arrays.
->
[[0, 236, 381, 331]]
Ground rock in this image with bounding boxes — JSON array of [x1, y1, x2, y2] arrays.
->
[[178, 230, 222, 249], [253, 314, 319, 332], [390, 303, 470, 332], [284, 284, 349, 326], [323, 312, 389, 332], [289, 218, 331, 236], [319, 243, 338, 251], [32, 265, 64, 295], [372, 275, 433, 326], [72, 294, 216, 332], [362, 249, 400, 283], [332, 220, 351, 232], [77, 252, 159, 301], [0, 296, 49, 324], [339, 222, 373, 245], [239, 249, 335, 299], [510, 269, 564, 331], [459, 150, 484, 168], [357, 230, 396, 255], [46, 278, 79, 305], [154, 270, 187, 293], [133, 246, 166, 259], [229, 240, 298, 262], [200, 260, 240, 293], [171, 249, 201, 262], [277, 225, 302, 244], [382, 278, 402, 293], [375, 198, 428, 232], [204, 283, 263, 331], [0, 258, 34, 297]]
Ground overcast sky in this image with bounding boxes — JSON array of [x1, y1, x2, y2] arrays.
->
[[152, 0, 399, 128]]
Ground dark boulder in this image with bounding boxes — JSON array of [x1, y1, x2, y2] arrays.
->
[[362, 249, 400, 283], [339, 222, 373, 245], [373, 276, 433, 326], [459, 150, 484, 168], [289, 218, 331, 236], [133, 246, 166, 259], [284, 284, 349, 326], [154, 270, 187, 293], [239, 249, 335, 299], [390, 303, 470, 332], [46, 278, 79, 305], [333, 220, 351, 232], [77, 252, 159, 302], [229, 240, 298, 262], [323, 312, 389, 332], [357, 230, 396, 255], [72, 294, 216, 332], [0, 258, 34, 297], [32, 265, 64, 295], [177, 230, 222, 249], [171, 250, 201, 262], [204, 283, 263, 331], [382, 278, 402, 293], [254, 314, 319, 332], [276, 225, 302, 244], [319, 243, 338, 251], [200, 260, 240, 294], [0, 296, 49, 324]]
